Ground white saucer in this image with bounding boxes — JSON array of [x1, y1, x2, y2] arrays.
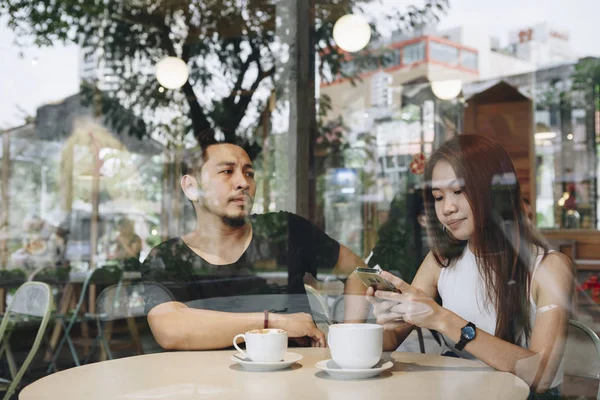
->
[[315, 359, 394, 379], [231, 352, 303, 372]]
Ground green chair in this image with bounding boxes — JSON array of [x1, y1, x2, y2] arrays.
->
[[46, 265, 123, 373], [0, 282, 53, 400], [562, 319, 600, 400]]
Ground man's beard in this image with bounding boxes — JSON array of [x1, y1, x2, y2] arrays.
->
[[199, 196, 252, 228], [221, 215, 247, 228]]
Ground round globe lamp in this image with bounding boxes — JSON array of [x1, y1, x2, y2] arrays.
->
[[431, 80, 462, 101], [155, 57, 189, 89], [333, 14, 371, 53]]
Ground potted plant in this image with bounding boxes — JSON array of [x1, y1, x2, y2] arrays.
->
[[0, 268, 27, 285]]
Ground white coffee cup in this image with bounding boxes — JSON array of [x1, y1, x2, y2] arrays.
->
[[233, 329, 288, 362], [328, 323, 383, 369]]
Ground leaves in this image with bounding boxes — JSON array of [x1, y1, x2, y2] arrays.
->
[[0, 0, 450, 146], [367, 195, 420, 282]]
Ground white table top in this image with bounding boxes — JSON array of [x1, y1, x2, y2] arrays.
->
[[20, 348, 530, 400]]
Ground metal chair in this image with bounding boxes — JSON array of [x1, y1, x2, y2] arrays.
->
[[304, 284, 331, 330], [0, 282, 53, 400], [47, 265, 123, 373], [562, 319, 600, 400], [87, 282, 174, 360]]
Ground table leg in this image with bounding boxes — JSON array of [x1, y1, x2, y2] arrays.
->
[[79, 299, 90, 356], [127, 317, 143, 355], [89, 284, 96, 313], [0, 287, 5, 313], [99, 321, 114, 361], [68, 288, 78, 310], [44, 283, 75, 362]]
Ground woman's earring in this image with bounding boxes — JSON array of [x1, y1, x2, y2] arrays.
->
[[442, 225, 447, 233]]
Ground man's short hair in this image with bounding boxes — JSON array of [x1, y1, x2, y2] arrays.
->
[[179, 133, 257, 178], [180, 144, 212, 178], [179, 129, 219, 178]]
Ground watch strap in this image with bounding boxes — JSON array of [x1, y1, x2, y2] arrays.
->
[[455, 322, 476, 351]]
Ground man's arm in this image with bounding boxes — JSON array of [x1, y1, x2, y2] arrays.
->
[[148, 302, 325, 350]]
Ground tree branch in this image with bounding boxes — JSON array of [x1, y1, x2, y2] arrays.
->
[[182, 80, 213, 140]]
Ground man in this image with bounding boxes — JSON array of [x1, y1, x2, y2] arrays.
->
[[142, 141, 369, 350]]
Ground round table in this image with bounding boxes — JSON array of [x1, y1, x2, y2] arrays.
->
[[21, 348, 530, 400]]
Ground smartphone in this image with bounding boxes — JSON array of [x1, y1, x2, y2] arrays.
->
[[353, 267, 398, 292]]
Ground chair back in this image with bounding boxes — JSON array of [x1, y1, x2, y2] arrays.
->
[[95, 282, 175, 321], [60, 265, 124, 321], [547, 239, 577, 261], [0, 282, 53, 400], [89, 265, 124, 285], [562, 319, 600, 400], [6, 282, 52, 318], [304, 284, 330, 326]]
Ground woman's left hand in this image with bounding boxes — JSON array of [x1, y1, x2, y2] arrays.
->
[[372, 271, 449, 332]]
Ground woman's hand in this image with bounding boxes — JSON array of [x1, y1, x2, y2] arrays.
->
[[367, 271, 449, 332]]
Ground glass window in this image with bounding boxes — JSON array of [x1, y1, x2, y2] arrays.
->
[[461, 49, 478, 70], [385, 155, 396, 169], [535, 104, 597, 230], [340, 60, 356, 76], [382, 49, 401, 68], [403, 41, 426, 64], [430, 41, 459, 65], [524, 62, 600, 230], [2, 1, 599, 393]]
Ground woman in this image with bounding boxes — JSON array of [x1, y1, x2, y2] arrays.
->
[[110, 218, 142, 270], [367, 135, 573, 396]]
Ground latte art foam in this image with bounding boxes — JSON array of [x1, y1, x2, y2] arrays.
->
[[248, 329, 286, 335]]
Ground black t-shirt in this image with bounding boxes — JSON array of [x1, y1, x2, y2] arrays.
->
[[141, 212, 340, 314]]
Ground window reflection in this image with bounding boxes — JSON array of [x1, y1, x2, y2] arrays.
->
[[430, 41, 459, 65], [403, 41, 426, 64], [0, 1, 598, 398], [461, 50, 478, 70]]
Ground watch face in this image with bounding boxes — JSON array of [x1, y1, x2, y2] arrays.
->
[[462, 325, 476, 340]]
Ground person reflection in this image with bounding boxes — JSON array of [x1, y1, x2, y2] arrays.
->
[[9, 215, 56, 274], [142, 140, 368, 350], [367, 135, 572, 397], [109, 217, 142, 270]]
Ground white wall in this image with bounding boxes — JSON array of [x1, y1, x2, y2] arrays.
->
[[437, 25, 540, 80], [487, 51, 536, 79], [437, 25, 493, 79]]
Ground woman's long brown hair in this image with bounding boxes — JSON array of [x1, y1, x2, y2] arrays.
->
[[423, 134, 549, 345]]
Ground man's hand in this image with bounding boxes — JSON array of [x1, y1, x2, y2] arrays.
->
[[270, 312, 326, 347]]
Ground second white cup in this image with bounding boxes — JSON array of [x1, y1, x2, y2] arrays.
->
[[233, 329, 288, 362], [328, 323, 383, 369]]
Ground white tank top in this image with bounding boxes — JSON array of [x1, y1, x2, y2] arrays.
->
[[437, 246, 564, 388]]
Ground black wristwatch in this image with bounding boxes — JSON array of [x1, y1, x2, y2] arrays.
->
[[455, 322, 476, 351]]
